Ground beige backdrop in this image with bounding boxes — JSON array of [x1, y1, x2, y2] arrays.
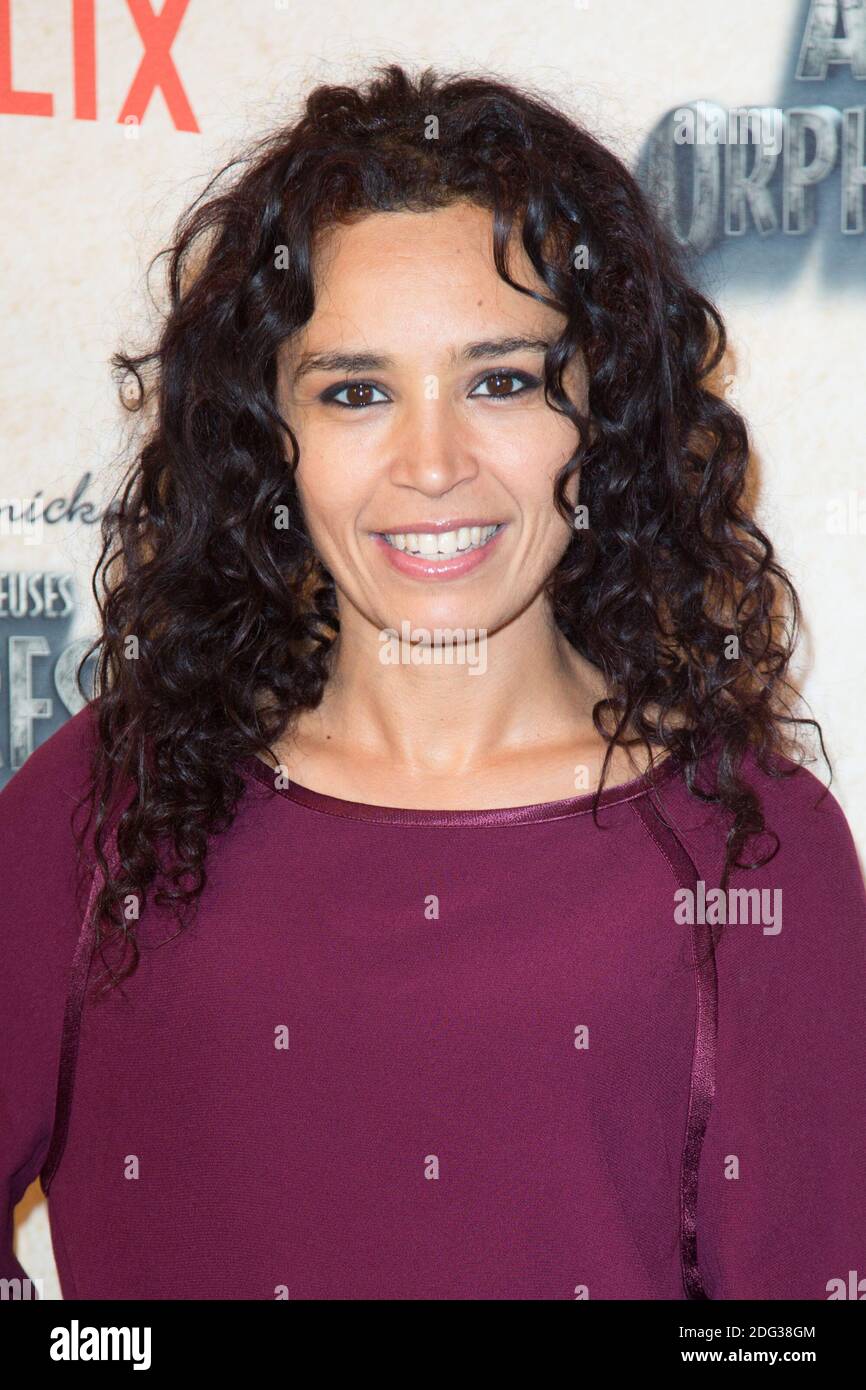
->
[[3, 0, 863, 1297]]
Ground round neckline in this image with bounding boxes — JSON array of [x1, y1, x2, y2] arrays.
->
[[238, 745, 683, 826]]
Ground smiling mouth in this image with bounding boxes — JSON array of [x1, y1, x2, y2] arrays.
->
[[376, 523, 505, 558]]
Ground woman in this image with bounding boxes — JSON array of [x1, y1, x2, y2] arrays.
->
[[2, 64, 864, 1302]]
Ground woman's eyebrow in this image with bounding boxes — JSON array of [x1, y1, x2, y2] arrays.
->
[[290, 336, 552, 382]]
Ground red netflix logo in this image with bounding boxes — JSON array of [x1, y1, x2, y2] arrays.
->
[[0, 0, 198, 132]]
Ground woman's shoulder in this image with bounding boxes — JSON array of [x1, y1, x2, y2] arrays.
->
[[743, 745, 866, 926], [0, 704, 106, 912], [0, 701, 100, 828], [739, 741, 858, 841], [669, 734, 855, 830], [660, 736, 865, 899]]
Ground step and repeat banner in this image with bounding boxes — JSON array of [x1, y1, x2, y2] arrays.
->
[[2, 0, 864, 1294]]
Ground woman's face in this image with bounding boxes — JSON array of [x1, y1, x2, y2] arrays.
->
[[276, 201, 587, 640]]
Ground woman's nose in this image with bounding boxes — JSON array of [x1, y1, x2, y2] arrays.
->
[[385, 398, 480, 495]]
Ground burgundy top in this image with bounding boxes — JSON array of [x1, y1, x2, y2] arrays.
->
[[2, 702, 865, 1300]]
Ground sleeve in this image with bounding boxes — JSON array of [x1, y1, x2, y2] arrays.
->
[[0, 705, 100, 1298], [695, 760, 866, 1300]]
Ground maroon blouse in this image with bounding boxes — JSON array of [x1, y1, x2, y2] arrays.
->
[[2, 703, 865, 1299]]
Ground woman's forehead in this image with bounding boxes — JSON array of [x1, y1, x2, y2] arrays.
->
[[295, 207, 561, 339]]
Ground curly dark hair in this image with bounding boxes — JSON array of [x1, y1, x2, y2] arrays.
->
[[76, 62, 827, 998]]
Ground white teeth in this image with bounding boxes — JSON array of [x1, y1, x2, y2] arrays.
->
[[382, 524, 500, 557]]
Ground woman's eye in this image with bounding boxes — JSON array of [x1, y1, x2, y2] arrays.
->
[[324, 381, 389, 409], [470, 370, 539, 400], [321, 371, 539, 408]]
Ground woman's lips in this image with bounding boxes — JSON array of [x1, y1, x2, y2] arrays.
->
[[370, 524, 507, 580]]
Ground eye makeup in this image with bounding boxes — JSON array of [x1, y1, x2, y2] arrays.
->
[[318, 368, 543, 409]]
